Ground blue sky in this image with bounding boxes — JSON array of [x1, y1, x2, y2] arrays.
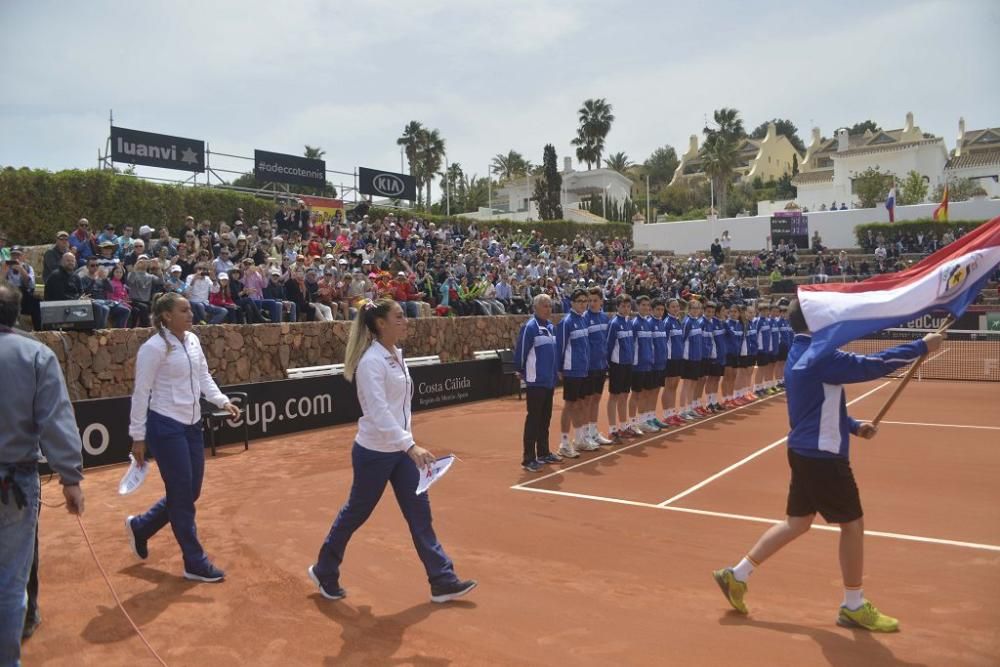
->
[[1, 0, 998, 201]]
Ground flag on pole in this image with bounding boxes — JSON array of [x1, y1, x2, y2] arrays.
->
[[933, 184, 949, 222], [794, 216, 1000, 369], [885, 187, 896, 222]]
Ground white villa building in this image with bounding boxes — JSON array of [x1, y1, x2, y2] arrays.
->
[[671, 122, 802, 187], [945, 118, 1000, 198], [791, 112, 949, 211], [461, 157, 633, 223]]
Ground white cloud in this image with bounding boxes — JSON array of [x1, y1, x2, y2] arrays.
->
[[1, 0, 997, 205]]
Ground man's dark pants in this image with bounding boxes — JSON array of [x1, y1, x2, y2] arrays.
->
[[523, 386, 554, 465]]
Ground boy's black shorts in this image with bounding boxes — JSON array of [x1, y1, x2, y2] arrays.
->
[[755, 352, 772, 367], [666, 359, 684, 378], [607, 362, 632, 395], [681, 359, 703, 381], [562, 376, 590, 402], [652, 368, 667, 386], [707, 362, 724, 377], [630, 370, 651, 393], [776, 347, 789, 361], [588, 369, 607, 396], [725, 354, 738, 368], [786, 449, 863, 524]]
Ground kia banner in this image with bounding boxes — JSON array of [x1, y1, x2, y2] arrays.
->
[[255, 149, 327, 188], [110, 126, 205, 172], [359, 166, 417, 201]]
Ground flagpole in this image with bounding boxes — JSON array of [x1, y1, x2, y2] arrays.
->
[[870, 316, 955, 427]]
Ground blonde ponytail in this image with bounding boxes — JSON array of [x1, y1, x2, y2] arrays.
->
[[343, 297, 396, 382], [151, 292, 186, 351]]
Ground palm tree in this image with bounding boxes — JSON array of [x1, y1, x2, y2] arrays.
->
[[464, 175, 491, 210], [605, 151, 633, 174], [704, 108, 745, 143], [700, 132, 740, 217], [418, 128, 445, 211], [397, 121, 425, 205], [303, 145, 326, 160], [491, 151, 532, 182], [439, 162, 465, 211], [574, 98, 615, 170]]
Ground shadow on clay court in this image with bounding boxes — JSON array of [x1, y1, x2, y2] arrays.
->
[[81, 564, 210, 644], [718, 613, 929, 667], [313, 598, 477, 666]]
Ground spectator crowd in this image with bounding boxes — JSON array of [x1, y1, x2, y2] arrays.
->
[[1, 206, 994, 333]]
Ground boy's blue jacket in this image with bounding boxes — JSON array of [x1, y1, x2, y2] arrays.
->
[[666, 314, 684, 360], [682, 315, 705, 361], [557, 310, 591, 377], [606, 314, 635, 366], [651, 315, 668, 369], [725, 317, 746, 356], [514, 316, 557, 388], [586, 309, 610, 371], [711, 316, 727, 365], [632, 315, 654, 371], [753, 316, 772, 354], [785, 334, 927, 458]]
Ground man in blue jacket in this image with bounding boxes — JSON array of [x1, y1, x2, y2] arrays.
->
[[713, 298, 942, 633], [514, 294, 560, 473]]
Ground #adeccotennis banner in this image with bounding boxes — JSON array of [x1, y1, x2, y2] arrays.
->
[[795, 216, 1000, 369]]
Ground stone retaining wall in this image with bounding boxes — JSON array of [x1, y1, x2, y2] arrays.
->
[[34, 316, 534, 400]]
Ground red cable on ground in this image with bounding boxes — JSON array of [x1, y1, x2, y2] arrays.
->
[[75, 514, 169, 667]]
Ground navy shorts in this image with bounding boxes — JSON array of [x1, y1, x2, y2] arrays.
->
[[588, 369, 607, 395], [631, 370, 652, 392], [608, 362, 632, 395], [737, 355, 753, 368], [776, 347, 789, 361], [725, 354, 738, 368], [707, 363, 724, 377], [756, 353, 772, 367], [563, 376, 590, 402], [786, 449, 863, 524], [666, 359, 684, 378], [681, 359, 703, 381]]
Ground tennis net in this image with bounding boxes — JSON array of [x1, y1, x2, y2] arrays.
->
[[841, 328, 1000, 382]]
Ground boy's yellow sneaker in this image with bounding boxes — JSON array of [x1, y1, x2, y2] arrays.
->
[[836, 601, 899, 632], [712, 568, 748, 614]]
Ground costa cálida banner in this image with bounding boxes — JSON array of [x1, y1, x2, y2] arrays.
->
[[359, 167, 417, 201], [255, 149, 327, 188], [111, 126, 206, 172]]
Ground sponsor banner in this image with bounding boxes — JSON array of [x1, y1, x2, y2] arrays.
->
[[359, 167, 417, 201], [298, 195, 346, 227], [110, 126, 205, 172], [255, 149, 326, 188], [894, 310, 984, 331], [49, 359, 504, 471]]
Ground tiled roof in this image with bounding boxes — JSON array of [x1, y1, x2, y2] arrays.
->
[[946, 150, 1000, 170], [831, 137, 943, 159], [791, 169, 834, 185], [959, 128, 1000, 150]]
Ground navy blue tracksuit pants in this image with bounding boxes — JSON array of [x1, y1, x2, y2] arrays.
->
[[132, 410, 210, 570], [313, 443, 458, 588]]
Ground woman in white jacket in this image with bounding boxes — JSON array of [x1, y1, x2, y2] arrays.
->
[[125, 292, 240, 582], [308, 298, 476, 603]]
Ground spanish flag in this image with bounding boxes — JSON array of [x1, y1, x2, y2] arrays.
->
[[933, 184, 949, 222]]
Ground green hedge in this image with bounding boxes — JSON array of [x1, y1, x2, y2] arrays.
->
[[853, 219, 990, 246], [0, 168, 275, 245], [366, 206, 633, 241]]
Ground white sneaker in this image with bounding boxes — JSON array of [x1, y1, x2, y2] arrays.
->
[[557, 443, 580, 458], [576, 437, 600, 451], [594, 432, 613, 445], [628, 425, 645, 437]]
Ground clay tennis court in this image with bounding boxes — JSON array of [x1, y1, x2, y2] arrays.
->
[[23, 378, 1000, 666]]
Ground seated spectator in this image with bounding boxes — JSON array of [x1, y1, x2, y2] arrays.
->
[[811, 231, 825, 253], [80, 264, 130, 328], [150, 227, 177, 259], [303, 268, 334, 321], [390, 271, 426, 318], [123, 238, 146, 270], [241, 260, 282, 323], [184, 264, 227, 324], [262, 267, 297, 322], [69, 218, 97, 266], [3, 245, 41, 329], [43, 231, 72, 281], [209, 273, 242, 323], [164, 265, 186, 293], [226, 267, 265, 323], [45, 251, 113, 328], [213, 246, 235, 275], [108, 264, 133, 322], [125, 257, 161, 327]]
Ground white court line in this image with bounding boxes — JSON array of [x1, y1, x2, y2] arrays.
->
[[510, 390, 788, 490], [880, 420, 1000, 430], [513, 485, 1000, 553], [656, 381, 893, 508]]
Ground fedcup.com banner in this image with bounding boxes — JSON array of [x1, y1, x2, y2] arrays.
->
[[48, 359, 505, 470]]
